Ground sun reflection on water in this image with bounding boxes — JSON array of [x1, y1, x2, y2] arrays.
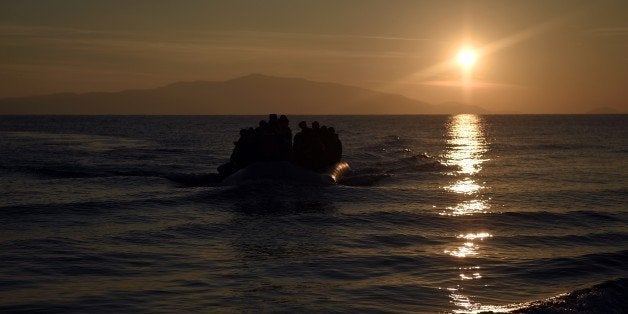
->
[[458, 232, 492, 240], [442, 114, 490, 215], [441, 114, 496, 312], [445, 178, 483, 195], [443, 232, 492, 258], [444, 243, 478, 258], [445, 114, 488, 175], [440, 199, 490, 216]]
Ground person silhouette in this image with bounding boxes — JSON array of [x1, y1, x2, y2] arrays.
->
[[328, 127, 342, 163], [309, 121, 326, 170], [292, 121, 312, 168], [278, 115, 292, 160], [219, 116, 344, 179]]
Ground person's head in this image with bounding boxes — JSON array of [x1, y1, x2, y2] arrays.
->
[[269, 114, 278, 123], [279, 115, 289, 127], [328, 127, 335, 134], [298, 121, 307, 129], [312, 121, 320, 130]]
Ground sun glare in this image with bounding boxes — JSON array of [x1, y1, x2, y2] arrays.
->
[[457, 48, 478, 69]]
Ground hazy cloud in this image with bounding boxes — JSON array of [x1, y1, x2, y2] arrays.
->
[[586, 27, 628, 36], [419, 80, 528, 90]]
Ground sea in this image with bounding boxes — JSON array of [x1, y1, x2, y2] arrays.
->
[[0, 114, 626, 313]]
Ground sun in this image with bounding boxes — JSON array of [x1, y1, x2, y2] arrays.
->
[[457, 48, 478, 69]]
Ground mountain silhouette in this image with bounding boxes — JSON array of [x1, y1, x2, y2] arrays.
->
[[0, 74, 486, 115]]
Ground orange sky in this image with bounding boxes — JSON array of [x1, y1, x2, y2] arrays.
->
[[1, 0, 627, 113]]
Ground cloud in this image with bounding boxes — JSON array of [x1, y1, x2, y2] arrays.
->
[[585, 27, 628, 36], [419, 80, 527, 89], [0, 24, 429, 62], [230, 30, 436, 42]]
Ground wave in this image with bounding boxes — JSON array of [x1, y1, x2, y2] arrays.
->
[[493, 231, 628, 247], [340, 173, 392, 186], [3, 155, 453, 189], [163, 173, 223, 186], [499, 186, 628, 201], [498, 250, 628, 283], [352, 134, 458, 177], [2, 164, 224, 187], [385, 154, 458, 173], [462, 278, 628, 313], [512, 278, 628, 313], [2, 164, 160, 179], [341, 154, 458, 186], [359, 135, 417, 152], [339, 209, 627, 229], [0, 236, 190, 278], [208, 183, 335, 215], [0, 194, 195, 218], [490, 142, 611, 151], [494, 210, 627, 225], [528, 143, 610, 151]]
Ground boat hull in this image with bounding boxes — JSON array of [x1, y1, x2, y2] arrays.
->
[[222, 161, 350, 185]]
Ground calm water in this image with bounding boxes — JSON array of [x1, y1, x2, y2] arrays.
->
[[1, 115, 626, 313]]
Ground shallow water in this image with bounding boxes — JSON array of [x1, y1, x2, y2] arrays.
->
[[1, 115, 626, 312]]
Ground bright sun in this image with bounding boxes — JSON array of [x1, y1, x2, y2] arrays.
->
[[457, 48, 477, 69]]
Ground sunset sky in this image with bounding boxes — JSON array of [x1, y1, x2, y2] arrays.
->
[[1, 0, 627, 113]]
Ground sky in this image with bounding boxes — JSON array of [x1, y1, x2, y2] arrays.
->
[[1, 0, 627, 113]]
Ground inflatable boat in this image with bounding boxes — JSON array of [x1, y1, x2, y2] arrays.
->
[[222, 161, 351, 185]]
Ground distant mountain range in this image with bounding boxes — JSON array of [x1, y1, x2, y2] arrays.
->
[[0, 74, 488, 115]]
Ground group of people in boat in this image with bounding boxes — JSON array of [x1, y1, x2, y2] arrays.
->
[[218, 114, 342, 178]]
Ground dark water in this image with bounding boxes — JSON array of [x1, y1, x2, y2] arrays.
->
[[0, 115, 626, 313]]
